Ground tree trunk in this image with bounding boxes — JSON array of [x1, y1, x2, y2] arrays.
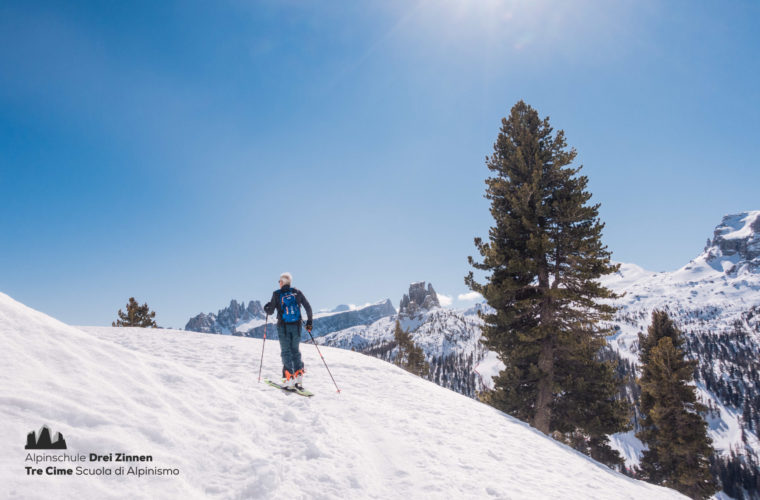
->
[[534, 264, 553, 434], [533, 335, 553, 434]]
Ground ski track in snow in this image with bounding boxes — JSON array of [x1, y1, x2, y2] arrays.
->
[[0, 293, 684, 499]]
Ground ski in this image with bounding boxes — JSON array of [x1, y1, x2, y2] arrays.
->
[[264, 379, 314, 397]]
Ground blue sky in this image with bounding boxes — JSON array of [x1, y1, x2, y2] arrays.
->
[[2, 0, 758, 328]]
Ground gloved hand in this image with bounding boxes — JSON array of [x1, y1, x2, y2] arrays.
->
[[305, 320, 313, 332], [264, 302, 274, 315]]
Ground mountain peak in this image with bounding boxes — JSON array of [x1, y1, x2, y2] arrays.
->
[[185, 299, 265, 334], [399, 282, 440, 316], [704, 211, 760, 275]]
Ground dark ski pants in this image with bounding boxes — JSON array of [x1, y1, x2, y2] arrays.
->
[[277, 322, 303, 376]]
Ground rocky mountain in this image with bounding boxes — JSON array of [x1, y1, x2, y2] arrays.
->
[[185, 299, 266, 334], [399, 282, 440, 316], [705, 211, 760, 275], [317, 282, 490, 397], [185, 297, 397, 340]]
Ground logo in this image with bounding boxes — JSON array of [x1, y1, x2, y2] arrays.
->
[[25, 425, 67, 450]]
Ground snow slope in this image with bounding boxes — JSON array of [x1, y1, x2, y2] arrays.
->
[[0, 292, 682, 499]]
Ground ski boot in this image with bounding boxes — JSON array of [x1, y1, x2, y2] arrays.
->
[[294, 369, 305, 391], [282, 370, 296, 391]]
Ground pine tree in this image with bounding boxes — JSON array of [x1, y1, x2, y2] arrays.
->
[[393, 319, 430, 377], [465, 101, 628, 461], [637, 310, 717, 499], [112, 297, 158, 328], [405, 338, 430, 378], [393, 319, 408, 366]]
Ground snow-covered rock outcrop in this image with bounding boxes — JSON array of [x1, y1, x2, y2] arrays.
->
[[704, 211, 760, 275]]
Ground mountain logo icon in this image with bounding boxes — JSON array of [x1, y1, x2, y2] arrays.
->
[[25, 425, 67, 450]]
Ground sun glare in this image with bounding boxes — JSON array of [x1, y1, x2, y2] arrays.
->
[[387, 0, 623, 58]]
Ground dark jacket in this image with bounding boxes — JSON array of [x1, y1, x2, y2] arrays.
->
[[264, 285, 313, 326]]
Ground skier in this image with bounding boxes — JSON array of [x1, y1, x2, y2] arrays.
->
[[264, 272, 313, 391]]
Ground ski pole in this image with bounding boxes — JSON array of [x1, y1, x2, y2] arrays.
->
[[257, 314, 268, 383], [306, 328, 341, 393]]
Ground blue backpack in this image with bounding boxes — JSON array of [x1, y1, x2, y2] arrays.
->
[[279, 289, 301, 323]]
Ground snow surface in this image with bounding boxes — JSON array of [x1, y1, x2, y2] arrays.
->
[[474, 350, 504, 391], [608, 431, 647, 469], [311, 300, 391, 320], [235, 316, 268, 332], [0, 292, 683, 499]]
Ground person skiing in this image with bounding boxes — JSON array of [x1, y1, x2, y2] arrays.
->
[[264, 272, 313, 391]]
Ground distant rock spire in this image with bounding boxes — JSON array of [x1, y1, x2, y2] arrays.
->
[[399, 282, 440, 317]]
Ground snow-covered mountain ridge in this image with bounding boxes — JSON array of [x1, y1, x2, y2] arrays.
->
[[184, 299, 265, 334], [0, 292, 682, 499], [248, 299, 397, 340], [601, 211, 760, 331], [599, 212, 760, 470], [185, 298, 397, 340]]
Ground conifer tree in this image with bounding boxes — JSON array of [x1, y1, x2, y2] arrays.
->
[[405, 337, 430, 378], [465, 101, 628, 461], [393, 319, 409, 366], [393, 319, 430, 377], [113, 297, 158, 328], [637, 310, 717, 499]]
